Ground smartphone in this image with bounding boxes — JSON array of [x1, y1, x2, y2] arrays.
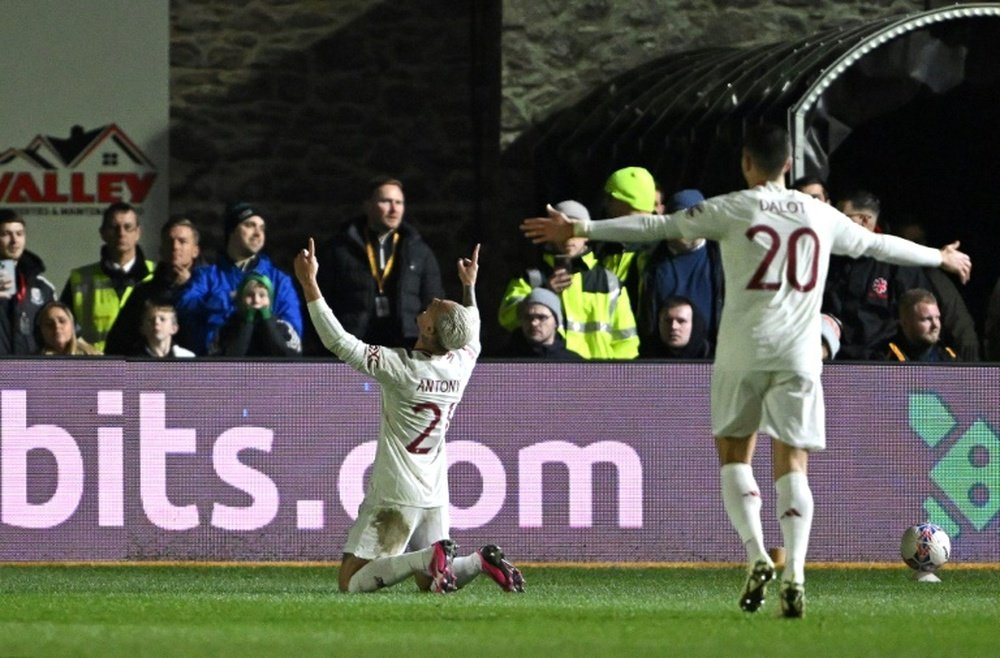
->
[[0, 259, 15, 299], [553, 254, 572, 271]]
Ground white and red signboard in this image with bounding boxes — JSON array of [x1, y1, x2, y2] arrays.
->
[[0, 1, 169, 292]]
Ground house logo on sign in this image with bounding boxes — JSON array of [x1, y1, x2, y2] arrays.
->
[[0, 124, 157, 217]]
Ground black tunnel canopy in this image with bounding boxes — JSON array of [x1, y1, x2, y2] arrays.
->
[[530, 3, 1000, 326]]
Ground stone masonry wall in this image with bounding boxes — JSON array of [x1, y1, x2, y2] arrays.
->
[[168, 0, 931, 351], [500, 0, 926, 149]]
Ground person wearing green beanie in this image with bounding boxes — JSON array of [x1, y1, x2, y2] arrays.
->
[[211, 272, 302, 356], [604, 166, 656, 215]]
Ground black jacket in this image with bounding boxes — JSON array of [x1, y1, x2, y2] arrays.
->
[[213, 313, 301, 357], [885, 334, 958, 362], [639, 296, 712, 359], [104, 262, 197, 356], [316, 218, 444, 349], [0, 250, 56, 355], [498, 330, 583, 360], [823, 256, 929, 360], [824, 255, 979, 361]]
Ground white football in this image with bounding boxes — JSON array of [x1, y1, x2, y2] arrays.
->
[[900, 523, 951, 572]]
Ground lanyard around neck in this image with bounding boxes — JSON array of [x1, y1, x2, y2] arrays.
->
[[365, 232, 400, 294]]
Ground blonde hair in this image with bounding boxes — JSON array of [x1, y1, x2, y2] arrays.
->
[[436, 304, 479, 351]]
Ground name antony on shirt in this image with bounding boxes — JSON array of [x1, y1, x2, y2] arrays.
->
[[416, 378, 461, 393]]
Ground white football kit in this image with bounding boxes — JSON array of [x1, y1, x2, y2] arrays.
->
[[579, 182, 941, 448], [308, 299, 480, 557]]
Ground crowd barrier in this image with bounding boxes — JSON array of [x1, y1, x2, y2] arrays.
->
[[1, 359, 996, 563]]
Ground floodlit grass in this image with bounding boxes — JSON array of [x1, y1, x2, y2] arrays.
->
[[1, 564, 998, 656]]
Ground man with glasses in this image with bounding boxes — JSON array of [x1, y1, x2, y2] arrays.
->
[[60, 202, 154, 352]]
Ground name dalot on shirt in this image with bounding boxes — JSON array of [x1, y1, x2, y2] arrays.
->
[[758, 199, 804, 214]]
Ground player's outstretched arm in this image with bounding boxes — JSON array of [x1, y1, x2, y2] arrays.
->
[[520, 205, 576, 245], [294, 238, 323, 302], [939, 241, 972, 284], [457, 243, 480, 308]]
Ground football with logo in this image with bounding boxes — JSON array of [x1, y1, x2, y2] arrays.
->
[[900, 523, 951, 572]]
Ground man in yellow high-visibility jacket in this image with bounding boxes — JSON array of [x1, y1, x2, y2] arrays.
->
[[60, 202, 154, 352]]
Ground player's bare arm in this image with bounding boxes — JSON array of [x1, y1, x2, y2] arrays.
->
[[520, 205, 576, 245], [938, 241, 972, 284], [458, 243, 480, 308], [294, 237, 322, 302]]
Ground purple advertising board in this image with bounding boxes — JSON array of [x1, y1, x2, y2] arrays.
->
[[0, 360, 997, 563]]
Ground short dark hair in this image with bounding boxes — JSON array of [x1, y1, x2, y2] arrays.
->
[[160, 216, 200, 244], [792, 175, 828, 193], [838, 189, 881, 216], [0, 208, 23, 226], [743, 124, 790, 178], [101, 202, 137, 230], [367, 176, 403, 200]]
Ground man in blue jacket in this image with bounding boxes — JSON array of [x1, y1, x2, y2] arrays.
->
[[177, 202, 303, 355]]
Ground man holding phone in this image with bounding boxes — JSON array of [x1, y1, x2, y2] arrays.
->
[[498, 199, 639, 359], [0, 209, 56, 355]]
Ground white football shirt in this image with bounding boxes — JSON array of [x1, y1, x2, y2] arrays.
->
[[308, 299, 480, 507], [579, 182, 942, 374]]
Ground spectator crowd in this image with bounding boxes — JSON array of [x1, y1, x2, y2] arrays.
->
[[2, 169, 997, 362]]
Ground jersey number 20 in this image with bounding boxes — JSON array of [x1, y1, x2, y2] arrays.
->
[[745, 225, 820, 292]]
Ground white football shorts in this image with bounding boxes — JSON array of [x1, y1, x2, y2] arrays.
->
[[343, 498, 450, 560], [710, 369, 826, 450]]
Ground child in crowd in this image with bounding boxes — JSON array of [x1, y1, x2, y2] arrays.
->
[[211, 273, 302, 357], [140, 302, 195, 358]]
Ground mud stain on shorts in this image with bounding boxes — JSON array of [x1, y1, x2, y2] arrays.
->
[[374, 508, 410, 555]]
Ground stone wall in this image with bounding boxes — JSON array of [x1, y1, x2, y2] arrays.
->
[[500, 0, 927, 148], [168, 0, 932, 351], [169, 0, 497, 285]]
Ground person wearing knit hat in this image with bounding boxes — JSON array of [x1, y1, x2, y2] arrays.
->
[[223, 201, 266, 264], [521, 287, 563, 326], [210, 271, 302, 356], [499, 287, 582, 360], [667, 189, 706, 214], [604, 166, 656, 215], [176, 202, 303, 354]]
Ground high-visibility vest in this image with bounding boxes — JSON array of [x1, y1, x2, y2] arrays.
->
[[66, 261, 154, 352], [499, 252, 639, 360]]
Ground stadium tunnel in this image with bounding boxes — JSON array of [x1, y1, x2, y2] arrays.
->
[[527, 4, 1000, 328]]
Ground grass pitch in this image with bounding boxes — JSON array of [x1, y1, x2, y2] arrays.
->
[[1, 564, 998, 656]]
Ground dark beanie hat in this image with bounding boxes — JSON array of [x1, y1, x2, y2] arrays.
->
[[224, 202, 261, 238], [0, 208, 23, 225]]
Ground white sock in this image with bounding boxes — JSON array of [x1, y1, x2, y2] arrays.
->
[[775, 471, 814, 585], [720, 463, 769, 565], [347, 546, 434, 593], [452, 552, 483, 588]]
